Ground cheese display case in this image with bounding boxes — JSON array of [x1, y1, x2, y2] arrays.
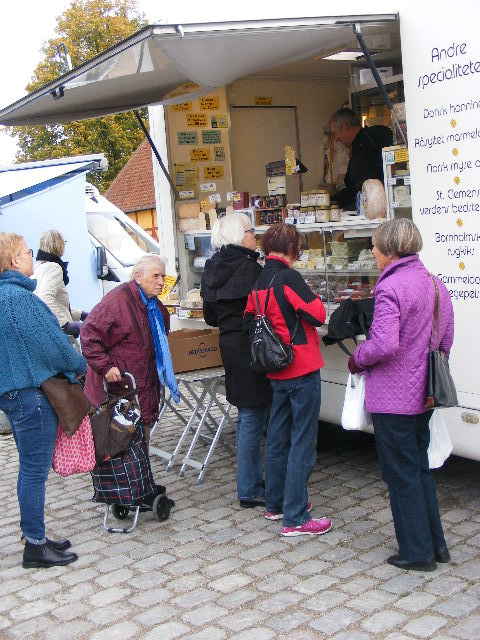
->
[[183, 213, 382, 318]]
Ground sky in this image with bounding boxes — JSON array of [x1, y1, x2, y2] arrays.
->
[[0, 0, 368, 167]]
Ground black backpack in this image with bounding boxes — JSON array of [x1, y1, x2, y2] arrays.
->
[[250, 273, 299, 373], [322, 297, 375, 356]]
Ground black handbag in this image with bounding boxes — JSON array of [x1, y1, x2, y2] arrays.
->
[[425, 276, 458, 408], [250, 273, 299, 373]]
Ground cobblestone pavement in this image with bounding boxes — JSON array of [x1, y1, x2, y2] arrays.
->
[[0, 402, 480, 640]]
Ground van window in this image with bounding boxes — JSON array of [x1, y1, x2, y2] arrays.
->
[[87, 213, 145, 266]]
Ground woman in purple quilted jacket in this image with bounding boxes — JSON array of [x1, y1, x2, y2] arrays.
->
[[349, 218, 454, 572]]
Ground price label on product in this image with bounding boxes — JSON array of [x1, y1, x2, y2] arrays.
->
[[404, 175, 411, 185], [177, 309, 192, 319], [304, 215, 316, 224], [388, 177, 397, 185], [284, 217, 294, 225], [391, 201, 399, 208]]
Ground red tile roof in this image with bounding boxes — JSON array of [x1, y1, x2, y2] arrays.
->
[[105, 139, 155, 213]]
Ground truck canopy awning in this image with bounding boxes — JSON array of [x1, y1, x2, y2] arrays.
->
[[0, 15, 398, 126], [0, 155, 104, 203]]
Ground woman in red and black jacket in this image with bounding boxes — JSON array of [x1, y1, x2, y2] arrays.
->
[[244, 223, 332, 538]]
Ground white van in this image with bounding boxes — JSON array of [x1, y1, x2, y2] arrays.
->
[[1, 4, 478, 459], [0, 155, 162, 310]]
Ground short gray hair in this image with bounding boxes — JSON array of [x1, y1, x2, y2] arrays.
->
[[130, 253, 166, 280], [39, 229, 65, 257], [330, 107, 361, 128], [373, 219, 423, 257], [211, 212, 252, 249]]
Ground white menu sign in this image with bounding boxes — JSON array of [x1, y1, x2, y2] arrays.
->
[[400, 4, 480, 396]]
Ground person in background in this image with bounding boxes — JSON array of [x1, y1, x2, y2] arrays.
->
[[33, 229, 88, 341], [0, 232, 86, 568], [244, 223, 332, 537], [329, 107, 392, 209], [81, 253, 179, 447], [349, 218, 454, 571], [201, 213, 272, 509]]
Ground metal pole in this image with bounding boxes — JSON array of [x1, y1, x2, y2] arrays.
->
[[133, 109, 179, 198], [353, 24, 407, 146]]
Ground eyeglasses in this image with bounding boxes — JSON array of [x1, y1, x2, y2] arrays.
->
[[245, 228, 256, 235], [17, 248, 33, 258]]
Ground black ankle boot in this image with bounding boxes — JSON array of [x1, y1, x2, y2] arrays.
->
[[387, 554, 437, 572], [21, 535, 71, 551], [22, 541, 78, 569]]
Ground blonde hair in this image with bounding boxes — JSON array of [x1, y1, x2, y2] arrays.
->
[[130, 254, 166, 280], [0, 232, 24, 273], [373, 218, 423, 257], [39, 229, 65, 257], [211, 212, 252, 249]]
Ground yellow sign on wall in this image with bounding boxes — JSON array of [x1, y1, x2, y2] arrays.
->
[[255, 96, 273, 106], [204, 166, 224, 179], [190, 148, 211, 161], [395, 148, 409, 162], [172, 102, 192, 111], [200, 96, 220, 110], [187, 113, 208, 127]]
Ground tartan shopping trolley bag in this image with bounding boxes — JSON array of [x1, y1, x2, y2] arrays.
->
[[90, 372, 174, 533]]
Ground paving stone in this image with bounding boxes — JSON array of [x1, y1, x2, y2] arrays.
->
[[424, 575, 468, 596], [187, 626, 227, 640], [394, 592, 437, 612], [89, 621, 142, 640], [217, 588, 257, 608], [88, 585, 131, 606], [448, 615, 480, 639], [181, 603, 228, 626], [303, 589, 348, 612], [434, 593, 480, 618], [348, 589, 398, 613], [255, 591, 303, 613], [309, 607, 361, 635], [403, 614, 448, 638], [361, 609, 408, 633], [290, 573, 338, 595], [380, 573, 424, 594], [220, 609, 265, 632], [230, 628, 276, 640], [44, 620, 95, 640], [171, 587, 217, 608], [134, 604, 179, 626], [265, 610, 312, 631]]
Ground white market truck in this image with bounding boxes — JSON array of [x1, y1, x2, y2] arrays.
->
[[0, 154, 162, 311], [1, 1, 479, 459]]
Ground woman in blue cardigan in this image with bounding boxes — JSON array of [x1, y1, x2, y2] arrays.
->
[[0, 232, 86, 569]]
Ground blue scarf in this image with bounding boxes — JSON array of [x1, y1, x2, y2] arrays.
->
[[137, 285, 180, 403]]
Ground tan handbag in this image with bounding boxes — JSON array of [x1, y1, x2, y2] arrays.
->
[[40, 375, 92, 437]]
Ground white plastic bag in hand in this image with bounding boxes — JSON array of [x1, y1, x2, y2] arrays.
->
[[341, 373, 370, 430], [428, 409, 453, 469]]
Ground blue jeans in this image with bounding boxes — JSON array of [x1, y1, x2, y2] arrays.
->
[[0, 388, 58, 544], [373, 411, 446, 563], [265, 371, 321, 526], [237, 405, 269, 500]]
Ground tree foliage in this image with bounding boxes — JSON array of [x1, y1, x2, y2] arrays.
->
[[9, 0, 148, 191]]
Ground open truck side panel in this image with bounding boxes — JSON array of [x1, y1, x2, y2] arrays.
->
[[0, 1, 478, 458]]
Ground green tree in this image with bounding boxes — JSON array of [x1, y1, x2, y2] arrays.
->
[[9, 0, 148, 191]]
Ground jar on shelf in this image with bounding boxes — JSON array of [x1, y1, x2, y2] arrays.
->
[[329, 204, 341, 222], [315, 206, 330, 223]]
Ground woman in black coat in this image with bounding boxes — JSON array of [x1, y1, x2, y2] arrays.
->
[[201, 213, 272, 508]]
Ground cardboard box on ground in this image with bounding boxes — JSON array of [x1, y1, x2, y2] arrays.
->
[[168, 328, 223, 373]]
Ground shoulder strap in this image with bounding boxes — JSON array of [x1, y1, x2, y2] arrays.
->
[[429, 274, 440, 351], [254, 273, 278, 316]]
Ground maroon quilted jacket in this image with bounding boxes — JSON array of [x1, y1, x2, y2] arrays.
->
[[354, 255, 454, 415], [81, 281, 170, 424]]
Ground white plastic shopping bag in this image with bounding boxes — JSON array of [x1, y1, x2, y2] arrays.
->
[[341, 373, 371, 430], [428, 409, 453, 469]]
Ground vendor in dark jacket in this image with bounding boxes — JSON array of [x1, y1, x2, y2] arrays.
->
[[330, 107, 393, 209], [81, 254, 179, 445], [201, 213, 272, 509]]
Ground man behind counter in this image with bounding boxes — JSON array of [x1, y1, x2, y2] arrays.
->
[[329, 107, 393, 210]]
